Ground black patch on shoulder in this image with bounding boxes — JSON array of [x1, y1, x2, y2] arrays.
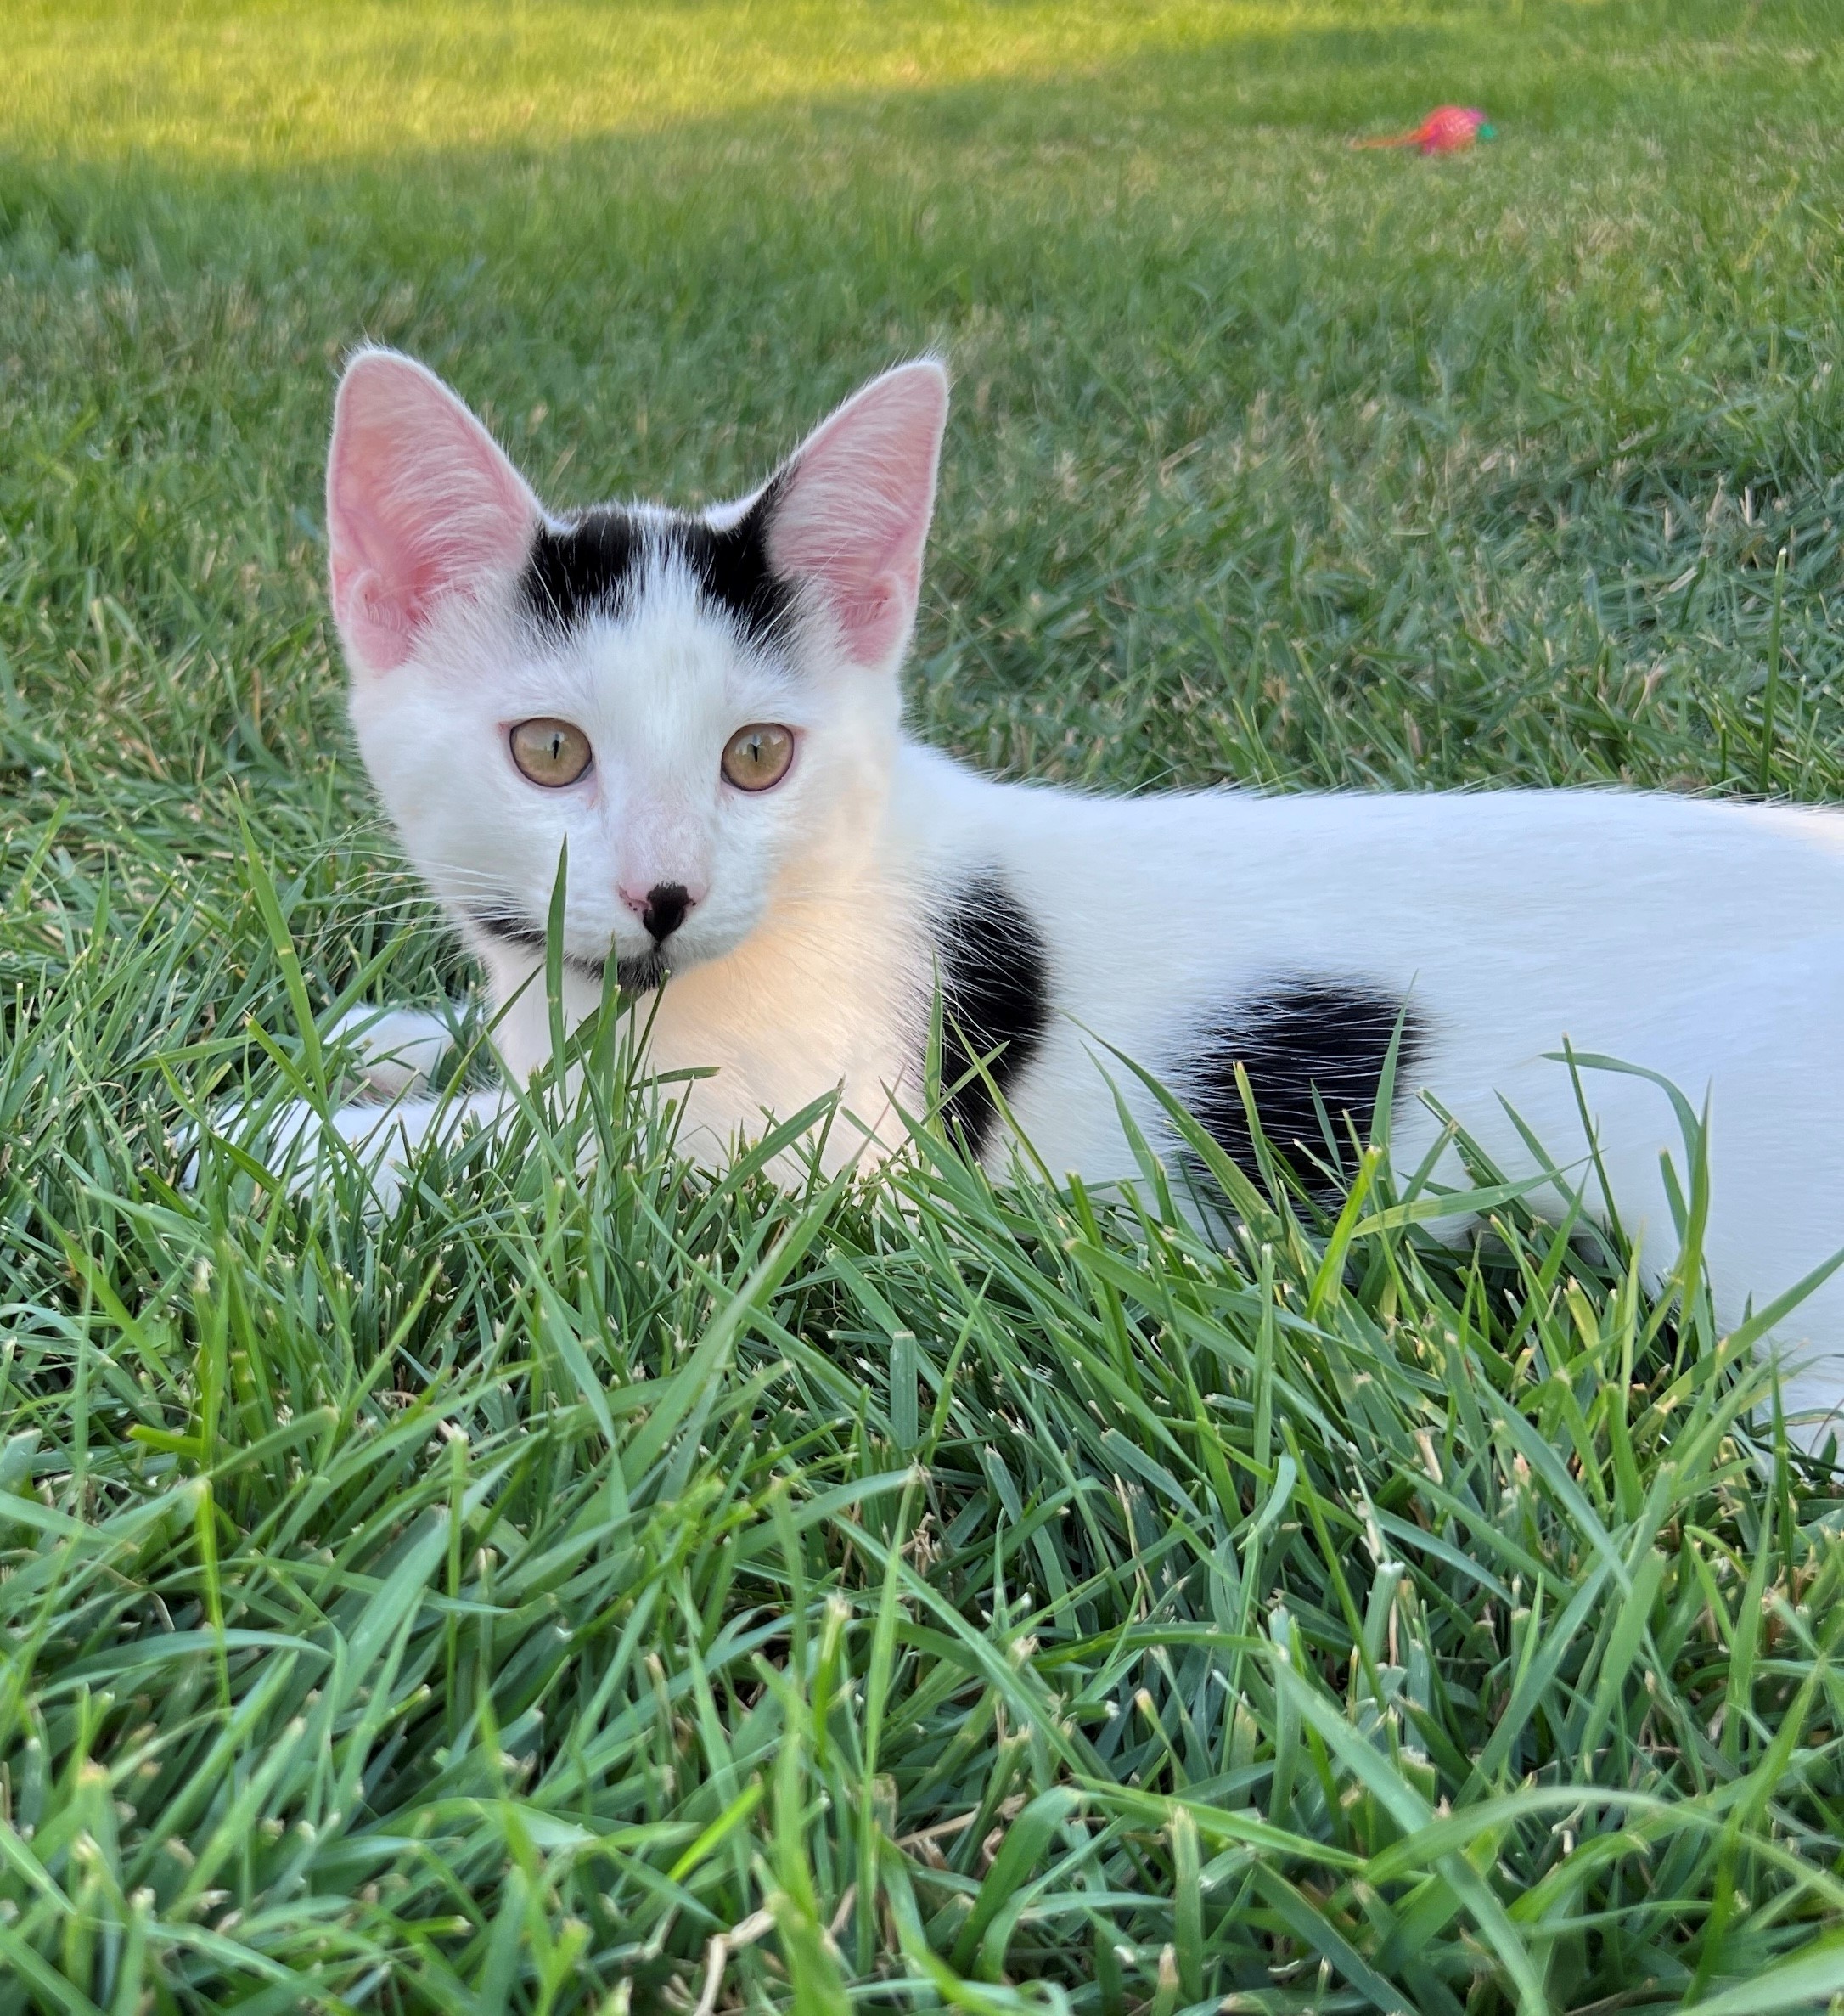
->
[[520, 509, 643, 634], [1180, 982, 1424, 1190], [518, 484, 794, 649], [930, 876, 1052, 1160]]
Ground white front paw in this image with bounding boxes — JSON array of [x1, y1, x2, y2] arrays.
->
[[180, 1095, 422, 1203], [326, 1005, 458, 1098], [180, 1087, 504, 1202]]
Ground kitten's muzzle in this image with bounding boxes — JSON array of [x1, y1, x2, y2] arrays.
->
[[623, 881, 694, 944]]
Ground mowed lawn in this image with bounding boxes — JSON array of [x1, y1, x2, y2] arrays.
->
[[7, 3, 1844, 2009]]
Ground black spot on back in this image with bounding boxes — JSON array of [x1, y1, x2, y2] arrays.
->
[[929, 875, 1052, 1161], [517, 485, 794, 649], [1180, 982, 1424, 1190]]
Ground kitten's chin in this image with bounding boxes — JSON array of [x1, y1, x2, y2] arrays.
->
[[615, 949, 670, 994], [615, 925, 740, 994]]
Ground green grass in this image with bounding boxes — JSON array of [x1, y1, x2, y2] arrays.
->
[[8, 2, 1844, 2008]]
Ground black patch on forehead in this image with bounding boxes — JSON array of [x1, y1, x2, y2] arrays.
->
[[666, 482, 793, 647], [1178, 981, 1424, 1192], [929, 875, 1052, 1162], [518, 484, 793, 649], [520, 510, 642, 634]]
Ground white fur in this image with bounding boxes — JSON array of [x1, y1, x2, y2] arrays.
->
[[207, 352, 1844, 1439]]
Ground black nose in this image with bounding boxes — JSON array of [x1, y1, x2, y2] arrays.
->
[[642, 882, 691, 942]]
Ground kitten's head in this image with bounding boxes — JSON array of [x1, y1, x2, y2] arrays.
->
[[326, 351, 947, 991]]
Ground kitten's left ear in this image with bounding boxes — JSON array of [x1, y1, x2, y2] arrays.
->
[[766, 359, 949, 671], [327, 348, 541, 674]]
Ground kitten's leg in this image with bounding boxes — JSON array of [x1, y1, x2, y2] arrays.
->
[[180, 1005, 488, 1197], [315, 1086, 509, 1205], [185, 1084, 509, 1204], [326, 1003, 460, 1098]]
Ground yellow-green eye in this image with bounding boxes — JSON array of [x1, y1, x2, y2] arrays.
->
[[721, 723, 796, 792], [509, 718, 592, 787]]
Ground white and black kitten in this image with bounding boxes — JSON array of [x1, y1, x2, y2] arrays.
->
[[256, 348, 1844, 1431]]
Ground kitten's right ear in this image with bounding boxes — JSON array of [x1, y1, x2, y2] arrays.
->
[[766, 359, 949, 672], [327, 349, 540, 674]]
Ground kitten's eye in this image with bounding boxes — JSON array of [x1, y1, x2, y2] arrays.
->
[[509, 718, 593, 787], [721, 723, 796, 792]]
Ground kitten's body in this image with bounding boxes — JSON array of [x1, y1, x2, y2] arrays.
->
[[263, 350, 1844, 1433]]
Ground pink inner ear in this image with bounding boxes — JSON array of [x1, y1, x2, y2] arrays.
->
[[327, 350, 539, 673], [767, 361, 948, 668]]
